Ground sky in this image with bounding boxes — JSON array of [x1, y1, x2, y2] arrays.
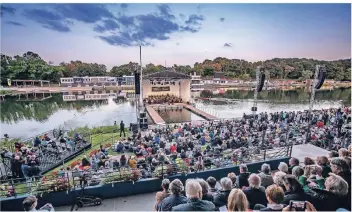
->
[[0, 3, 351, 69]]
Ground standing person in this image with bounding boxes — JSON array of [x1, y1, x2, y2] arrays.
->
[[120, 121, 126, 137]]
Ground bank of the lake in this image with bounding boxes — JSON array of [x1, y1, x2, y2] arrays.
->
[[0, 88, 350, 139]]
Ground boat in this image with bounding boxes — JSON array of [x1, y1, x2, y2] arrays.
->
[[190, 72, 204, 92]]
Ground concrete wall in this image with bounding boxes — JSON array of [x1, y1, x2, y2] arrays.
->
[[142, 80, 191, 102], [1, 157, 288, 211]]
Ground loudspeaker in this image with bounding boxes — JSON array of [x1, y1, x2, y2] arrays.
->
[[257, 72, 265, 92], [315, 67, 326, 89], [134, 72, 141, 94], [140, 112, 146, 118], [130, 123, 138, 132], [251, 107, 257, 112]]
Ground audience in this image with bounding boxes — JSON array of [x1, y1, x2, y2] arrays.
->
[[227, 189, 249, 212], [236, 164, 250, 189], [213, 177, 233, 210], [171, 179, 216, 211], [243, 173, 267, 209], [254, 184, 285, 211], [159, 179, 187, 211], [258, 163, 274, 188], [206, 176, 219, 194]]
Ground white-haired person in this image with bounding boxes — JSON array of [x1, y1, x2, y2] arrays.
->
[[273, 171, 287, 192], [306, 173, 350, 211], [278, 162, 289, 174], [236, 164, 251, 189], [171, 179, 215, 211], [243, 173, 267, 209], [159, 179, 187, 211], [213, 177, 233, 210], [258, 163, 274, 188], [227, 188, 250, 212]]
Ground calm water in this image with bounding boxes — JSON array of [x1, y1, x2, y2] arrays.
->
[[0, 88, 350, 139]]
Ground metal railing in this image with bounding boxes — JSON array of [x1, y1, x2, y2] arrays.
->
[[0, 144, 292, 198]]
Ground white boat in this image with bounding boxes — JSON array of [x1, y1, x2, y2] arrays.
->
[[190, 72, 204, 92]]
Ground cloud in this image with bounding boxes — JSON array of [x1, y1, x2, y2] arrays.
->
[[157, 4, 175, 20], [179, 13, 185, 20], [185, 14, 204, 25], [223, 43, 233, 48], [176, 42, 180, 46], [196, 4, 204, 13], [1, 5, 16, 16], [117, 15, 135, 27], [55, 4, 114, 24], [220, 17, 225, 22], [6, 21, 25, 27], [24, 9, 71, 32], [94, 19, 119, 33]]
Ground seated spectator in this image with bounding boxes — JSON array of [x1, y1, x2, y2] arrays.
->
[[330, 158, 351, 189], [160, 179, 187, 211], [258, 163, 274, 188], [196, 179, 213, 202], [304, 157, 315, 166], [236, 164, 250, 188], [116, 142, 124, 153], [206, 176, 218, 194], [120, 154, 127, 167], [273, 171, 287, 192], [227, 172, 237, 188], [23, 195, 54, 212], [281, 174, 309, 205], [155, 178, 170, 209], [213, 177, 232, 210], [329, 150, 339, 158], [278, 162, 289, 174], [292, 166, 304, 179], [227, 188, 249, 212], [307, 173, 350, 211], [171, 179, 215, 211], [128, 156, 137, 168], [316, 156, 331, 178], [254, 184, 285, 211], [243, 173, 267, 209], [288, 157, 300, 174], [81, 156, 90, 167]]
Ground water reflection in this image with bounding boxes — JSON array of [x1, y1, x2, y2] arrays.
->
[[0, 88, 350, 139]]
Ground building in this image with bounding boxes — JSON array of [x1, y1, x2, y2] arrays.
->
[[213, 72, 227, 84], [60, 76, 134, 87], [142, 70, 191, 102]]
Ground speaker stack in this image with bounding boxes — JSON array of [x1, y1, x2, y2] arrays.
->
[[134, 72, 141, 95], [138, 112, 148, 129], [256, 72, 265, 92], [315, 66, 326, 89]]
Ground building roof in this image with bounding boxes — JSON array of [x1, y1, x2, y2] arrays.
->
[[143, 70, 191, 80], [213, 72, 225, 79]]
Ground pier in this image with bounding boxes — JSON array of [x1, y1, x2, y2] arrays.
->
[[146, 103, 218, 125]]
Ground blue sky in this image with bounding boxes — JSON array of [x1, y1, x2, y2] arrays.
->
[[1, 3, 351, 69]]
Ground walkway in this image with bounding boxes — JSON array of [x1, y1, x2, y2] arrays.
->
[[177, 103, 217, 121], [146, 105, 166, 125]]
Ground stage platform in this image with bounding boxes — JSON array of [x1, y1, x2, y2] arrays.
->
[[56, 144, 330, 211]]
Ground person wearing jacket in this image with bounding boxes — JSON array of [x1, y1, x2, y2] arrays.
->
[[243, 174, 267, 209], [306, 173, 350, 211], [288, 157, 300, 174], [254, 184, 286, 211], [258, 163, 274, 188], [196, 179, 213, 202], [213, 177, 232, 210], [206, 176, 219, 194], [281, 174, 310, 205], [172, 179, 215, 211], [330, 157, 351, 209], [236, 164, 251, 188], [316, 156, 332, 178], [160, 179, 187, 211]]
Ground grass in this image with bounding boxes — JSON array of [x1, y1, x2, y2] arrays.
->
[[47, 132, 128, 175]]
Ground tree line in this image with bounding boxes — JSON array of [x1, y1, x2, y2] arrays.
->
[[1, 51, 350, 85]]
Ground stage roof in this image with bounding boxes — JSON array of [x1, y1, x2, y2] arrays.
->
[[143, 70, 191, 80]]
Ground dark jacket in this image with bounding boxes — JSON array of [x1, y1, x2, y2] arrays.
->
[[306, 188, 350, 211], [288, 165, 298, 175], [258, 172, 274, 188], [213, 190, 231, 209], [160, 194, 188, 211], [236, 172, 251, 188], [281, 190, 310, 205], [209, 187, 219, 194], [172, 198, 216, 211], [243, 186, 267, 209], [202, 193, 214, 202], [320, 164, 332, 178]]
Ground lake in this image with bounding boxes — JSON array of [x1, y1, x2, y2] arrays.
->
[[1, 88, 350, 139]]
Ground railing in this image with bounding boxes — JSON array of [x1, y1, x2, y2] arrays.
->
[[0, 144, 292, 198]]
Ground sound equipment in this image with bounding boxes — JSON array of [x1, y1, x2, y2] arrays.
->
[[251, 107, 257, 112], [315, 67, 326, 89], [134, 72, 141, 94], [257, 72, 265, 92], [130, 123, 138, 133], [140, 112, 146, 118]]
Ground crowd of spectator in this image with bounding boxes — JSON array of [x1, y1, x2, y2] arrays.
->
[[154, 150, 351, 211], [144, 94, 183, 104]]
